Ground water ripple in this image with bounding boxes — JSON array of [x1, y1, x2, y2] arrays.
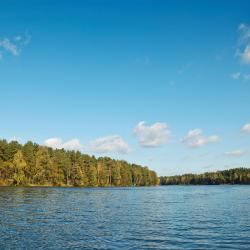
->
[[0, 186, 250, 249]]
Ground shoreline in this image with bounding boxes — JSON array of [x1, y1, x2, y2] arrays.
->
[[0, 184, 250, 188], [0, 184, 159, 188]]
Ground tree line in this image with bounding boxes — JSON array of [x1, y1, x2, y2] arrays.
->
[[160, 168, 250, 185], [0, 139, 158, 187]]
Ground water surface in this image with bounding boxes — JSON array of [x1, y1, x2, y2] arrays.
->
[[0, 186, 250, 249]]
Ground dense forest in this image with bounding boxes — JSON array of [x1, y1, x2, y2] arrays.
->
[[0, 139, 158, 187], [160, 168, 250, 185]]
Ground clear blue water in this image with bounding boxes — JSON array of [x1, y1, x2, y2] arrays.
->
[[0, 186, 250, 250]]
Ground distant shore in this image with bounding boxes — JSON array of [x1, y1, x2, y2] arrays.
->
[[160, 168, 250, 185]]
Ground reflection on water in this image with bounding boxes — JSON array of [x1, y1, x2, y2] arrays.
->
[[0, 186, 250, 249]]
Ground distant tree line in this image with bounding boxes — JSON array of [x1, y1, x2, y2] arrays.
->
[[0, 139, 158, 187], [160, 168, 250, 185]]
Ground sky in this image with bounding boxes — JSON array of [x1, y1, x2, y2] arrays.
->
[[0, 0, 250, 176]]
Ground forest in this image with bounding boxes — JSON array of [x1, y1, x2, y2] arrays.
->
[[160, 168, 250, 185], [0, 139, 158, 187]]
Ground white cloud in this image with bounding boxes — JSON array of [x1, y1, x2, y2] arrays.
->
[[0, 38, 19, 56], [241, 123, 250, 134], [225, 149, 247, 157], [44, 138, 62, 148], [231, 72, 241, 80], [0, 32, 31, 59], [88, 135, 130, 154], [241, 45, 250, 64], [182, 129, 220, 148], [44, 137, 83, 151], [134, 121, 171, 147], [237, 23, 250, 64], [61, 139, 82, 151]]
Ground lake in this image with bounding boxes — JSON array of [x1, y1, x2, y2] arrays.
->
[[0, 186, 250, 249]]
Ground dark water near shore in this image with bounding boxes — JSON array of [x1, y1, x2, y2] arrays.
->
[[0, 186, 250, 250]]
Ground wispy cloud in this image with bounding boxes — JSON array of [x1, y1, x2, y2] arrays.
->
[[182, 129, 220, 148], [241, 45, 250, 64], [225, 149, 247, 157], [231, 72, 241, 80], [134, 121, 171, 147], [44, 137, 83, 151], [241, 123, 250, 134], [231, 72, 250, 81], [88, 135, 130, 154], [0, 32, 31, 59], [236, 23, 250, 64], [238, 23, 250, 42], [0, 38, 18, 56]]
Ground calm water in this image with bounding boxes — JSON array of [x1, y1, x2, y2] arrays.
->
[[0, 186, 250, 250]]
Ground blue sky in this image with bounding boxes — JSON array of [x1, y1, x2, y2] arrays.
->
[[0, 0, 250, 175]]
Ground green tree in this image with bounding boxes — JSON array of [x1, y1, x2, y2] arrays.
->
[[34, 147, 53, 184], [11, 150, 27, 185], [0, 138, 159, 187], [22, 141, 38, 183]]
